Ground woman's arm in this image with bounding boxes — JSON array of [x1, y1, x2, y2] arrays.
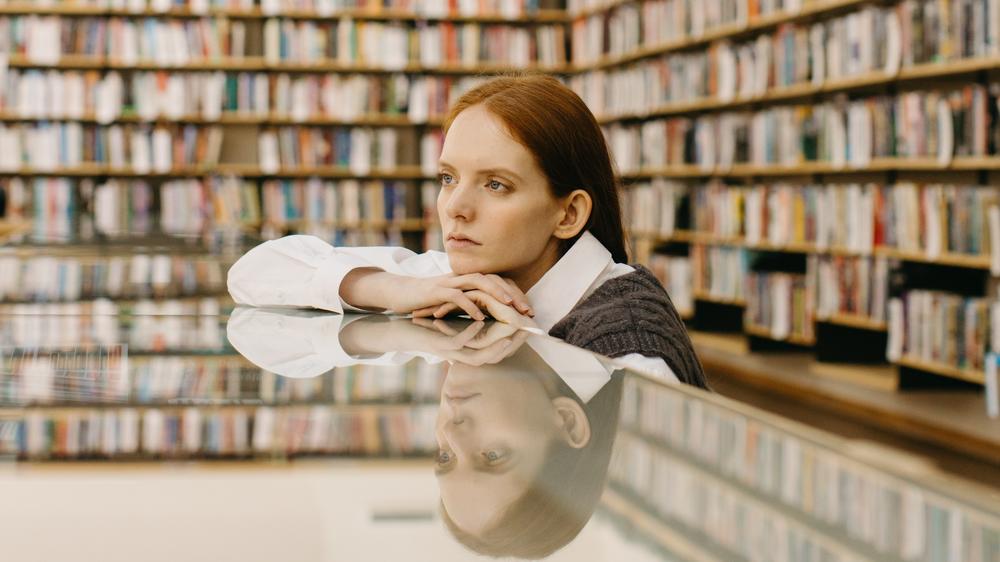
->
[[227, 235, 534, 318]]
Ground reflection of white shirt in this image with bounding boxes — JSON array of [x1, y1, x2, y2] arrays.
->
[[227, 309, 627, 402], [227, 231, 677, 382]]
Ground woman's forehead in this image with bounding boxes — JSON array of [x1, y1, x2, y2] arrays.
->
[[441, 106, 537, 172]]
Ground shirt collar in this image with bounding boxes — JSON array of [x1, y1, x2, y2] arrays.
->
[[526, 231, 614, 332]]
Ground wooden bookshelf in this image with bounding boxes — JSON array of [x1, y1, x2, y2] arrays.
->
[[597, 56, 1000, 124], [571, 0, 868, 71]]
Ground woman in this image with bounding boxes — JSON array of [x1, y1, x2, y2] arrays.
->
[[228, 73, 707, 389]]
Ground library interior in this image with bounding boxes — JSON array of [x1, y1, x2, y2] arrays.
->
[[0, 0, 998, 560]]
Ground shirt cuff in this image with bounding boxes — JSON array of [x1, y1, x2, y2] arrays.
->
[[311, 250, 385, 314]]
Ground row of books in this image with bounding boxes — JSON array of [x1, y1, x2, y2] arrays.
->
[[0, 0, 552, 18], [0, 15, 568, 69], [0, 69, 486, 125], [1, 176, 444, 242], [1, 354, 444, 406], [745, 270, 815, 341], [261, 178, 423, 227], [647, 253, 693, 315], [0, 253, 228, 302], [607, 84, 1000, 171], [569, 0, 786, 55], [264, 18, 566, 68], [0, 122, 224, 171], [257, 125, 413, 173], [886, 290, 999, 371], [691, 243, 747, 303], [570, 0, 1000, 72], [814, 255, 890, 323], [0, 298, 225, 350], [618, 376, 1000, 562], [8, 405, 438, 458], [623, 178, 686, 237], [0, 16, 247, 64], [664, 244, 888, 325], [684, 181, 1000, 261]]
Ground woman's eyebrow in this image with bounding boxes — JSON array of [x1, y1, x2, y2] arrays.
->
[[437, 160, 523, 182]]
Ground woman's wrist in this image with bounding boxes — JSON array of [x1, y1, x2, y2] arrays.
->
[[339, 267, 395, 312]]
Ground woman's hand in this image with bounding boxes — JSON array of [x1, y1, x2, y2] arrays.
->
[[342, 268, 533, 321]]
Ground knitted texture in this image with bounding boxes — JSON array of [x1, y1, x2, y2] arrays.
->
[[549, 265, 708, 389]]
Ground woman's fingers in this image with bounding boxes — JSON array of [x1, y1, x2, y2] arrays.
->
[[446, 273, 533, 316], [463, 289, 533, 328], [432, 302, 459, 318], [435, 288, 485, 321]]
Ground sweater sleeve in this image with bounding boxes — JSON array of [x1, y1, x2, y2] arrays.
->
[[226, 235, 451, 312]]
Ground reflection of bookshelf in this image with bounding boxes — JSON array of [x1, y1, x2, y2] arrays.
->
[[0, 349, 445, 461], [589, 0, 1000, 387], [612, 374, 1000, 561], [0, 1, 568, 251]]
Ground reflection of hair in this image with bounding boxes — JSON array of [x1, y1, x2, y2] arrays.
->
[[440, 370, 624, 559], [443, 73, 629, 264]]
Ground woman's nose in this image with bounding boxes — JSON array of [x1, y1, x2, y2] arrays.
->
[[442, 182, 475, 221]]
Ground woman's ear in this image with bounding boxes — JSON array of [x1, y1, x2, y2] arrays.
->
[[553, 189, 593, 240], [551, 396, 592, 449]]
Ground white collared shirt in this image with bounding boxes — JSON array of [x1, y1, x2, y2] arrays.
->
[[227, 232, 678, 382]]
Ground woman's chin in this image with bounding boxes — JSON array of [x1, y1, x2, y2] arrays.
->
[[447, 255, 501, 276]]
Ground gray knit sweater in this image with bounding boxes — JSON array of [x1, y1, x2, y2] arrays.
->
[[549, 265, 708, 389]]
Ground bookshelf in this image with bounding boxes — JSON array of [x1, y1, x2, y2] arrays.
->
[[585, 0, 1000, 386], [0, 0, 566, 252]]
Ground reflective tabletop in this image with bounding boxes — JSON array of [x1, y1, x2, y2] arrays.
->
[[0, 300, 997, 562]]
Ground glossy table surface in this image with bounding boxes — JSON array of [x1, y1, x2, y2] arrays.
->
[[0, 300, 997, 562]]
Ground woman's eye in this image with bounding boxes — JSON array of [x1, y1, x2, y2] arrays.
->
[[437, 450, 453, 465], [487, 179, 508, 192], [483, 450, 505, 463], [438, 173, 455, 186]]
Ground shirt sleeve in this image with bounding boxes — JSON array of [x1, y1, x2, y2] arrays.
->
[[611, 353, 680, 383], [226, 235, 451, 313]]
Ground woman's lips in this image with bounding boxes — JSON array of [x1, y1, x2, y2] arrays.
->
[[446, 234, 481, 249]]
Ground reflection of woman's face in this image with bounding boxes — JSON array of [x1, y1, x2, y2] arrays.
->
[[435, 362, 565, 535]]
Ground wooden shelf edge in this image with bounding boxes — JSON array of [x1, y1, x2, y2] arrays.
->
[[744, 323, 816, 346], [693, 291, 747, 307], [819, 314, 888, 332], [894, 356, 985, 385], [635, 230, 993, 271]]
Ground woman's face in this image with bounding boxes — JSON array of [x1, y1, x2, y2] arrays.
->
[[437, 104, 564, 289], [435, 362, 570, 535]]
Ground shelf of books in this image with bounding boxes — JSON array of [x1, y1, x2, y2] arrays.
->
[[0, 0, 566, 253], [608, 374, 1000, 561], [594, 0, 1000, 388]]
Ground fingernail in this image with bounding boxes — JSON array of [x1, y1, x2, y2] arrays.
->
[[502, 294, 513, 303]]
